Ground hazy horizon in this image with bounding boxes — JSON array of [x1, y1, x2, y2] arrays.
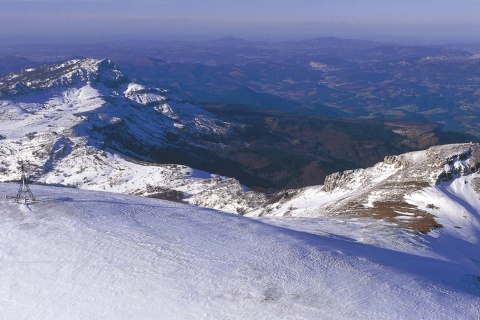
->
[[1, 0, 480, 46]]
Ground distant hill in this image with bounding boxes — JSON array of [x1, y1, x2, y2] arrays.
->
[[215, 86, 300, 111]]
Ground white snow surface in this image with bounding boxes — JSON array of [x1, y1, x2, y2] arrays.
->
[[407, 175, 480, 245], [0, 183, 479, 319], [0, 85, 104, 139]]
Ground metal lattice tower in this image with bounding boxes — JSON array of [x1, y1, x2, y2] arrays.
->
[[15, 163, 36, 204]]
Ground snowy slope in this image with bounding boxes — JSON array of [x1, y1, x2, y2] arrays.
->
[[0, 59, 236, 142], [244, 144, 480, 309], [256, 143, 480, 232], [0, 183, 479, 319], [0, 59, 263, 213]]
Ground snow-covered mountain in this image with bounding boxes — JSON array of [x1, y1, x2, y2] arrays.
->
[[255, 143, 480, 232], [0, 58, 265, 213], [0, 183, 479, 319], [0, 58, 126, 94]]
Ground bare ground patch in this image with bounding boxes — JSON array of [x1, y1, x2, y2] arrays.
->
[[341, 199, 442, 234]]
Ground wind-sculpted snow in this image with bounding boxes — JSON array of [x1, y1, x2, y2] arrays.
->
[[0, 183, 478, 319]]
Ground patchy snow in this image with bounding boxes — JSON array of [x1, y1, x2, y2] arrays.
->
[[124, 82, 146, 94], [155, 103, 179, 120], [0, 133, 264, 214], [0, 183, 478, 319], [258, 144, 480, 232]]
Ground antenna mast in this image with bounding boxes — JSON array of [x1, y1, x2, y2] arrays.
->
[[15, 162, 36, 204]]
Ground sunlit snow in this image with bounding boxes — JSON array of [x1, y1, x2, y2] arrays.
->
[[0, 183, 479, 319]]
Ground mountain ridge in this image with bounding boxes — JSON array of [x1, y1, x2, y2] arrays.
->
[[0, 58, 126, 95], [254, 143, 480, 234], [0, 58, 478, 234], [3, 58, 472, 192], [0, 45, 479, 319]]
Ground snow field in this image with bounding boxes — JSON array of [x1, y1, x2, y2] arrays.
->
[[0, 183, 479, 319]]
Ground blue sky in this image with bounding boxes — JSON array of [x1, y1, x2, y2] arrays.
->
[[0, 0, 479, 44]]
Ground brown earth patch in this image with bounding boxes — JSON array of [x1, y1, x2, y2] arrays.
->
[[341, 200, 442, 233]]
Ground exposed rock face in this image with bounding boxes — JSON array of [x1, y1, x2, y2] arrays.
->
[[323, 143, 479, 194], [186, 179, 266, 214], [472, 177, 480, 195], [383, 155, 398, 165], [469, 144, 480, 172], [323, 170, 359, 192], [437, 144, 480, 182]]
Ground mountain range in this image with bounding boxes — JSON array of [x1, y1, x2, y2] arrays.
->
[[0, 52, 479, 318], [1, 54, 473, 190], [3, 37, 478, 136], [0, 58, 479, 230]]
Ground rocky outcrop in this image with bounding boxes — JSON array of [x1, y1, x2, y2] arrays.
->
[[469, 144, 480, 173], [186, 178, 266, 214], [323, 169, 359, 192], [383, 155, 406, 167], [437, 144, 480, 182], [257, 143, 480, 233], [383, 155, 398, 165]]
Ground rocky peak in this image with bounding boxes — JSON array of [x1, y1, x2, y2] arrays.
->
[[0, 58, 127, 95], [323, 143, 480, 193]]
